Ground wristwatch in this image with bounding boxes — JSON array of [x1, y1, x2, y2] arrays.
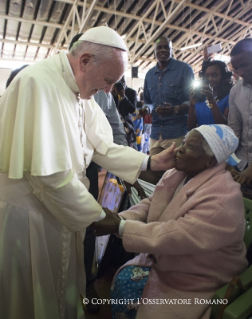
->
[[147, 156, 151, 170], [174, 105, 180, 114], [143, 106, 150, 115], [206, 99, 213, 108]]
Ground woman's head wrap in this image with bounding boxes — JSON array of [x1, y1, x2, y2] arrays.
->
[[195, 124, 240, 166]]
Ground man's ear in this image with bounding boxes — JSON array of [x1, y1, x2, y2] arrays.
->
[[79, 53, 92, 72], [154, 48, 157, 59]]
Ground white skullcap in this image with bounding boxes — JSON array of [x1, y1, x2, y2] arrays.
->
[[195, 124, 240, 166], [79, 26, 128, 51]]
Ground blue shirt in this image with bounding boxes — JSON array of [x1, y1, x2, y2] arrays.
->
[[132, 109, 144, 136], [195, 94, 229, 126], [143, 58, 194, 140]]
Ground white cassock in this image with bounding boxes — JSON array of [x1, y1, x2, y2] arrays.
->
[[0, 51, 146, 319]]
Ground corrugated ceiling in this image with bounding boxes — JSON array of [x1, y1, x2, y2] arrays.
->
[[0, 0, 251, 74]]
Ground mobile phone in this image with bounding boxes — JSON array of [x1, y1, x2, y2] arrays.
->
[[163, 102, 172, 108], [193, 79, 208, 101], [207, 44, 222, 54]]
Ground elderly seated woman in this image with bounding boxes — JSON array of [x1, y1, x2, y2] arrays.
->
[[91, 125, 248, 319]]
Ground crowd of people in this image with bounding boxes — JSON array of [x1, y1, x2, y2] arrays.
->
[[0, 25, 251, 319]]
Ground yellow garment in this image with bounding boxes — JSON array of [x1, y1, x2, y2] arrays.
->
[[136, 135, 142, 145]]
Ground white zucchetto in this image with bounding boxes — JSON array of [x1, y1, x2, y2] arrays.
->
[[79, 26, 128, 51]]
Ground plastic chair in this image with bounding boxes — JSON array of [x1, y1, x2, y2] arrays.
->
[[210, 266, 252, 319], [210, 198, 252, 319], [243, 198, 252, 249], [222, 287, 252, 319]]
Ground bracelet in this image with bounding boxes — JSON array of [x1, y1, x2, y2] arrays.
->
[[206, 99, 213, 109], [174, 105, 180, 114], [147, 156, 151, 170]]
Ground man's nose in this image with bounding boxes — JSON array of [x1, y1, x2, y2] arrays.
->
[[177, 145, 184, 153]]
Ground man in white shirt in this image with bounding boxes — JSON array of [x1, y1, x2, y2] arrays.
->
[[0, 26, 176, 319], [228, 38, 252, 185]]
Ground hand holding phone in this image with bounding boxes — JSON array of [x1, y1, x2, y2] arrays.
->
[[156, 103, 174, 117], [206, 44, 222, 54]]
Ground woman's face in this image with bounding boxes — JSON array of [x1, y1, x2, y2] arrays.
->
[[204, 65, 222, 90], [175, 131, 215, 179]]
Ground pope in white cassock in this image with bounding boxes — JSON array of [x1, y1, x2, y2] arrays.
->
[[0, 26, 176, 319]]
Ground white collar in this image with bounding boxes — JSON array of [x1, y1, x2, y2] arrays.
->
[[59, 51, 79, 94]]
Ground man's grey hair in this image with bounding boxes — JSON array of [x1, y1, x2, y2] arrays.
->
[[185, 129, 214, 157], [70, 40, 128, 66]]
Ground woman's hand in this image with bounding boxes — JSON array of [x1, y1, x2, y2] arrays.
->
[[189, 88, 197, 106], [233, 165, 252, 185], [124, 181, 147, 199], [201, 84, 214, 100]]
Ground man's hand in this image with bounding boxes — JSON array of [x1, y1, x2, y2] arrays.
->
[[203, 46, 213, 61], [117, 88, 125, 99], [150, 142, 177, 171], [138, 108, 148, 117], [124, 181, 147, 199], [112, 84, 125, 98], [233, 165, 252, 185], [156, 103, 174, 117], [90, 208, 121, 236]]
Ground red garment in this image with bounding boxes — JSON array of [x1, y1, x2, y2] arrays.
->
[[143, 113, 152, 124]]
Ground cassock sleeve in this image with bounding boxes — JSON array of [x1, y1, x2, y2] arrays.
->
[[92, 143, 147, 184], [25, 169, 103, 232]]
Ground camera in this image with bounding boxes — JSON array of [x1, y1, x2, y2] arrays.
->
[[193, 79, 208, 101], [114, 81, 124, 91]]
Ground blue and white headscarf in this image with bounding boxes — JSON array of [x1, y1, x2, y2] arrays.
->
[[195, 125, 240, 166]]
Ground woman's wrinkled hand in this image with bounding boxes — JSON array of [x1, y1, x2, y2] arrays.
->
[[124, 181, 147, 199], [233, 165, 252, 185]]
